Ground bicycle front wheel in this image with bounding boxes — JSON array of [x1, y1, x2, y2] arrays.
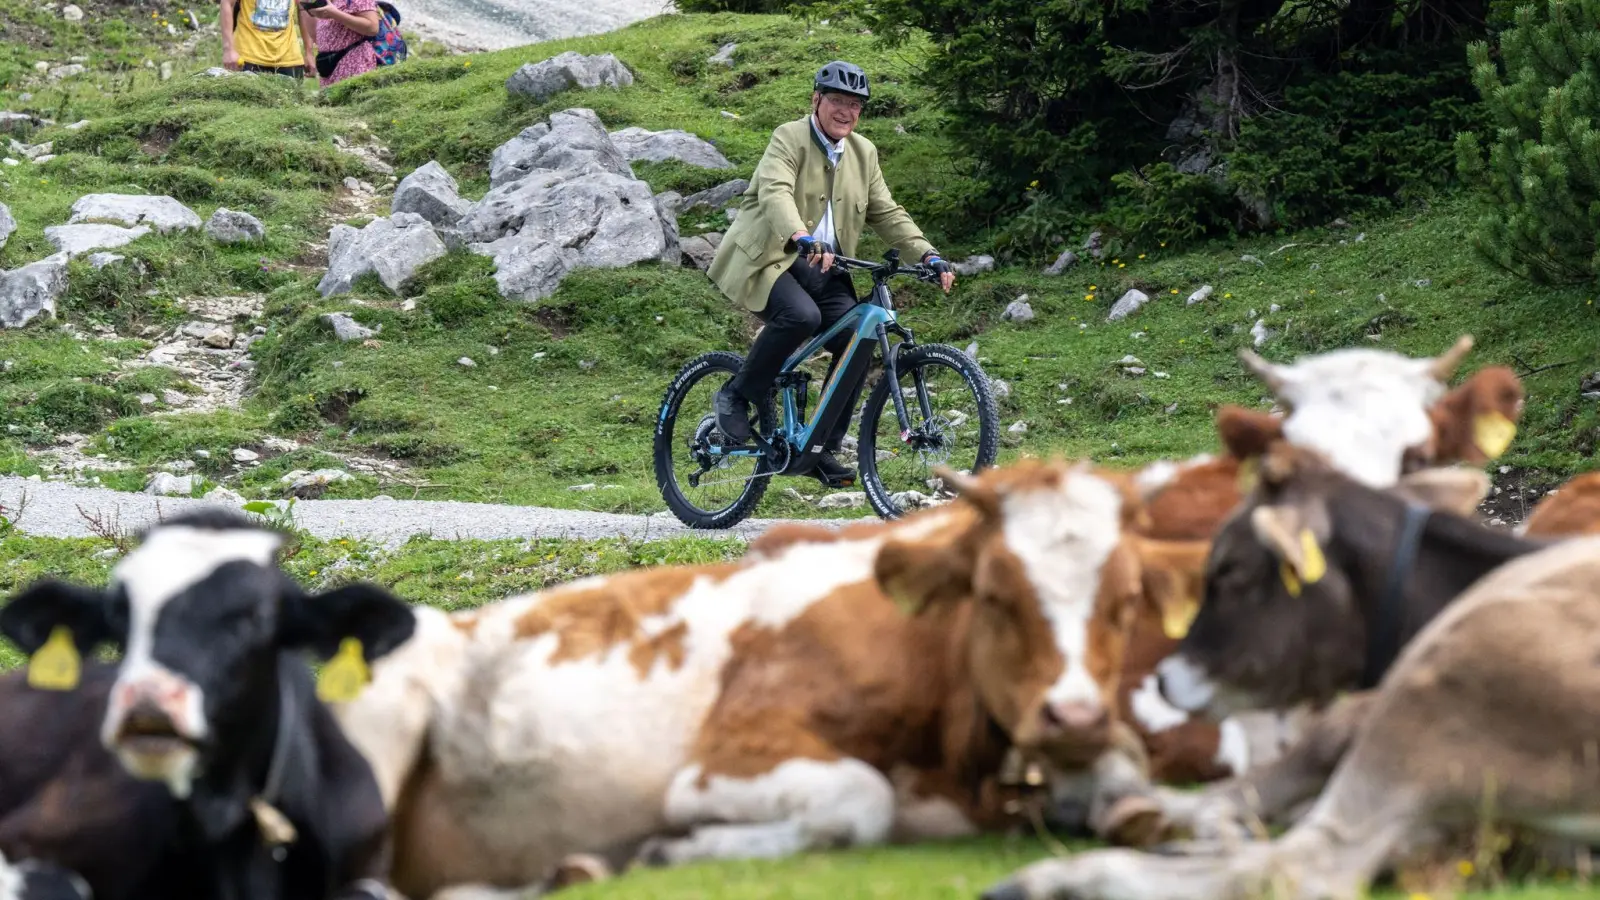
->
[[652, 351, 777, 529], [857, 343, 999, 519]]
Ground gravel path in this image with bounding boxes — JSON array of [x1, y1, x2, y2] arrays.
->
[[0, 476, 848, 547], [404, 0, 677, 52]]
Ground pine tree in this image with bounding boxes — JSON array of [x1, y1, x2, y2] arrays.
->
[[1456, 0, 1600, 284]]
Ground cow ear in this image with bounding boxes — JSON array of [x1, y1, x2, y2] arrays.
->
[[1250, 504, 1330, 596], [281, 581, 417, 665], [1392, 467, 1491, 518], [1216, 405, 1284, 464], [0, 579, 116, 657], [934, 465, 1001, 518], [1132, 538, 1210, 639]]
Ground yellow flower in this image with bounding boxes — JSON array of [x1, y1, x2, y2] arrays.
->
[[1224, 292, 1233, 299], [1309, 289, 1315, 294], [1170, 289, 1178, 294], [1138, 254, 1146, 259], [1159, 241, 1166, 247], [1117, 263, 1126, 268], [1084, 294, 1095, 301], [464, 60, 472, 67], [1457, 861, 1474, 877], [309, 569, 320, 576], [1089, 284, 1097, 289]]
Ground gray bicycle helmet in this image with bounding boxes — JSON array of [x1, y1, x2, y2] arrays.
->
[[814, 60, 870, 99]]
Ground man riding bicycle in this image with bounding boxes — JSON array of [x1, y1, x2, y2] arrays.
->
[[706, 60, 956, 488]]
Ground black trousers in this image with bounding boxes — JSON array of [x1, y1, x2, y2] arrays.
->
[[727, 257, 865, 453], [241, 63, 306, 78]]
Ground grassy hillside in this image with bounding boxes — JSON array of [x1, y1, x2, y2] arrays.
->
[[3, 10, 1598, 524]]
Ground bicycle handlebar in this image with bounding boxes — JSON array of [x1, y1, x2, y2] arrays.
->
[[828, 252, 943, 285]]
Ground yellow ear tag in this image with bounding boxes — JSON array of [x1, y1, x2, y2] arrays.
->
[[1280, 562, 1303, 598], [1473, 412, 1517, 458], [1162, 598, 1199, 640], [1297, 529, 1327, 584], [316, 637, 370, 703], [27, 625, 82, 692], [1236, 457, 1260, 493]]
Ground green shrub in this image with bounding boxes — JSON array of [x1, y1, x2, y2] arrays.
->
[[1457, 0, 1600, 285]]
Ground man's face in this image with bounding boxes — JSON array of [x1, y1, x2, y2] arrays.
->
[[814, 90, 864, 140]]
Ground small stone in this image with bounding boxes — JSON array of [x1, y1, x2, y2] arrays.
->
[[1269, 303, 1281, 313], [1001, 297, 1034, 323], [579, 360, 596, 370], [816, 491, 866, 510], [458, 357, 476, 367], [709, 42, 737, 67], [964, 341, 979, 359], [162, 389, 187, 405], [203, 487, 246, 505], [1107, 289, 1150, 322], [203, 327, 234, 348], [401, 299, 417, 311], [1241, 254, 1264, 266], [1251, 319, 1272, 347], [206, 208, 266, 244], [61, 4, 83, 20], [137, 393, 157, 406], [232, 448, 259, 462], [990, 379, 1011, 401], [144, 472, 195, 496], [1413, 279, 1431, 288], [87, 252, 126, 269], [568, 483, 597, 491], [262, 437, 299, 452], [1043, 249, 1077, 275], [1008, 421, 1028, 434], [1153, 371, 1170, 379], [194, 449, 211, 458], [321, 312, 379, 342], [952, 255, 995, 276], [1186, 285, 1214, 305]]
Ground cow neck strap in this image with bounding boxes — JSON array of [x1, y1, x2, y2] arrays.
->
[[1361, 501, 1431, 690], [248, 657, 299, 850]]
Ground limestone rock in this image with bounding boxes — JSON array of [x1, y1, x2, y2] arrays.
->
[[322, 311, 380, 342], [62, 4, 84, 20], [488, 108, 631, 188], [610, 127, 733, 170], [44, 223, 152, 257], [681, 179, 748, 211], [1107, 289, 1151, 322], [952, 255, 994, 276], [318, 212, 447, 297], [69, 193, 201, 233], [1043, 249, 1077, 275], [709, 42, 736, 67], [87, 253, 126, 269], [465, 171, 667, 301], [206, 208, 266, 243], [1187, 284, 1214, 306], [0, 253, 68, 329], [393, 160, 472, 227], [0, 112, 32, 134], [680, 232, 722, 270], [505, 52, 633, 103], [144, 472, 195, 496], [0, 202, 13, 251], [204, 487, 246, 505], [654, 191, 681, 267], [1001, 296, 1034, 323]]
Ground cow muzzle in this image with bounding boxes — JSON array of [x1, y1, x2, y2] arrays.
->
[[1030, 700, 1111, 766], [103, 671, 206, 796]]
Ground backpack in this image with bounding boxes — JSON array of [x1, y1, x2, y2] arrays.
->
[[369, 1, 407, 67]]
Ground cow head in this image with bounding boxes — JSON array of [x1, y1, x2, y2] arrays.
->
[[1154, 442, 1491, 720], [0, 510, 416, 799], [1236, 335, 1477, 488], [880, 460, 1207, 770], [1403, 364, 1525, 472]]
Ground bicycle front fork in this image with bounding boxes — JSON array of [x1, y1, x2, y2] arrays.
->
[[876, 323, 933, 442]]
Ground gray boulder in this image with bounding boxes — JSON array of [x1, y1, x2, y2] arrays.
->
[[70, 193, 201, 233], [952, 254, 995, 276], [145, 473, 196, 496], [48, 64, 86, 81], [318, 212, 448, 297], [468, 171, 668, 302], [682, 179, 749, 211], [1043, 249, 1077, 275], [392, 161, 472, 227], [44, 223, 152, 257], [1107, 289, 1151, 321], [88, 253, 129, 269], [321, 312, 380, 342], [610, 127, 733, 170], [681, 232, 722, 270], [654, 192, 681, 267], [0, 252, 68, 329], [1001, 296, 1035, 323], [0, 112, 32, 134], [206, 208, 266, 243], [0, 202, 13, 250], [709, 42, 737, 67], [488, 108, 632, 188], [505, 51, 634, 103]]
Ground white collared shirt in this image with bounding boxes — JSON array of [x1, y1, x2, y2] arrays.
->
[[810, 115, 845, 248]]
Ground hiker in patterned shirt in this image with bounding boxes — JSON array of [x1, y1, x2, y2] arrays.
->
[[303, 0, 381, 87]]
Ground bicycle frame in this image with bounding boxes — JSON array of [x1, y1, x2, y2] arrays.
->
[[710, 253, 938, 476]]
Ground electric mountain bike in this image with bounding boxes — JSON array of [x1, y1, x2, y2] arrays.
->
[[653, 248, 1000, 529]]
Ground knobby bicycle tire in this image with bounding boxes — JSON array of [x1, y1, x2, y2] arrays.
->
[[652, 351, 778, 529]]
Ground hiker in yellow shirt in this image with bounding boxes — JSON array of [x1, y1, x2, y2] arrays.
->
[[221, 0, 317, 78]]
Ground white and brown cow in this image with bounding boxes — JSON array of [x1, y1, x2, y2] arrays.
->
[[984, 447, 1600, 900], [326, 459, 1202, 900]]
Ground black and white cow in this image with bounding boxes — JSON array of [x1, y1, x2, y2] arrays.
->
[[0, 509, 418, 900]]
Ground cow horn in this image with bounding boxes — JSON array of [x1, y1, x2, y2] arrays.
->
[[1237, 348, 1288, 394], [1426, 334, 1474, 381]]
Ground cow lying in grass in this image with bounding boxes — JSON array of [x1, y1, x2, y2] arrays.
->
[[325, 459, 1215, 900], [0, 510, 417, 900], [981, 443, 1600, 900]]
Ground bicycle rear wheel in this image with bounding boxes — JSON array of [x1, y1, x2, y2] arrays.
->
[[653, 351, 777, 529], [857, 343, 999, 519]]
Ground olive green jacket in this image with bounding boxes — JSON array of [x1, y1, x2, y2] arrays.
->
[[707, 116, 935, 312]]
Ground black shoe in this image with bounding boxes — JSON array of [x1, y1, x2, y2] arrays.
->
[[808, 450, 856, 489], [713, 386, 753, 445]]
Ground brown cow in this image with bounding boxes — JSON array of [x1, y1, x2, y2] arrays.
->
[[1521, 471, 1600, 537], [981, 460, 1600, 900]]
